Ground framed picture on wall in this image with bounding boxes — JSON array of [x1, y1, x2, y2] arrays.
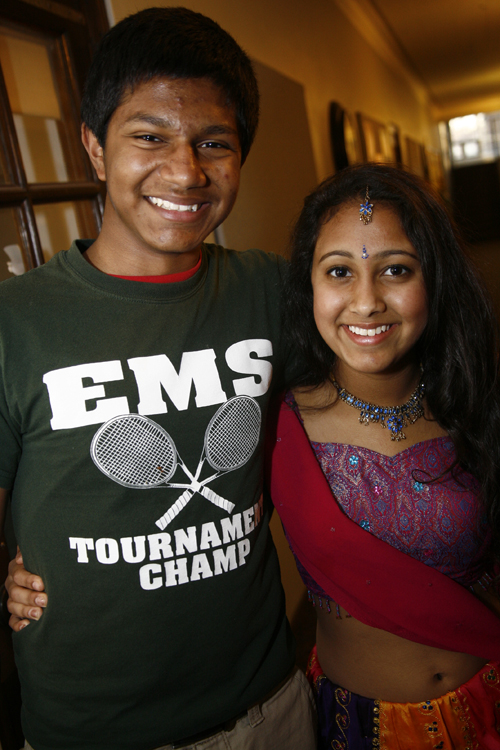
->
[[425, 149, 446, 194], [357, 113, 393, 163], [403, 136, 427, 177], [387, 122, 403, 166], [329, 102, 362, 170]]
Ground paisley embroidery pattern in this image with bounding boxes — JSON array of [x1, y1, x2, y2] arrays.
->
[[311, 438, 485, 585]]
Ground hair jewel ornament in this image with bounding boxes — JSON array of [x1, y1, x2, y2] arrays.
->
[[361, 244, 369, 260], [332, 378, 425, 441], [359, 186, 373, 225]]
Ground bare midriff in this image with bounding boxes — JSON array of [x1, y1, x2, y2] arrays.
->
[[294, 383, 497, 702], [315, 603, 488, 702]]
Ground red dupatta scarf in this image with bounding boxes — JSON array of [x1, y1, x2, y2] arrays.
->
[[267, 399, 500, 660]]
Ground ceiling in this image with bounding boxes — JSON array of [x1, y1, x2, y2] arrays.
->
[[336, 0, 500, 120]]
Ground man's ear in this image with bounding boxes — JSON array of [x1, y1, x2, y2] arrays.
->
[[81, 124, 106, 181]]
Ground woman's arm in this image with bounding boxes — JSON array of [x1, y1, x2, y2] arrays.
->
[[5, 549, 47, 631]]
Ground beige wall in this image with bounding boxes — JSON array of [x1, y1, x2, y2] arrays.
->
[[107, 0, 438, 183]]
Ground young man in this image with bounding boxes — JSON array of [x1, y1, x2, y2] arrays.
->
[[0, 8, 315, 750]]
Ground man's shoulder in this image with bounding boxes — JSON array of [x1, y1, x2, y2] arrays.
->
[[204, 243, 288, 280], [0, 240, 92, 302], [0, 260, 54, 297]]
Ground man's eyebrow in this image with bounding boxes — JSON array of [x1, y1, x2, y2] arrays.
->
[[125, 114, 173, 128], [317, 249, 419, 263], [124, 114, 238, 135], [202, 124, 239, 136]]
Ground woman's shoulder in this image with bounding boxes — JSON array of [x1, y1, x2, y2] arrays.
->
[[289, 382, 336, 408]]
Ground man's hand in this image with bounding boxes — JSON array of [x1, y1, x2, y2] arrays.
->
[[5, 548, 47, 631]]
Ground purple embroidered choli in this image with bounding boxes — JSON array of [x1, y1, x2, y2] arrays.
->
[[284, 393, 487, 600]]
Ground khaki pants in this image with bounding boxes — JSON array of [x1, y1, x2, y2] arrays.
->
[[24, 666, 317, 750]]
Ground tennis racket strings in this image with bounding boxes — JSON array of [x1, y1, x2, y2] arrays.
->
[[205, 396, 261, 470], [91, 414, 177, 488]]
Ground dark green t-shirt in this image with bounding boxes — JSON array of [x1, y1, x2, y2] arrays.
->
[[0, 241, 296, 750]]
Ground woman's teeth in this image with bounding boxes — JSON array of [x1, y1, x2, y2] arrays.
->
[[149, 197, 199, 212], [348, 325, 391, 337]]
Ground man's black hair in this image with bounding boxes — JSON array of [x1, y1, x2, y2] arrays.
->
[[81, 6, 259, 163]]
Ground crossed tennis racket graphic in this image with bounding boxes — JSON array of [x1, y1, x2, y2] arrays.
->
[[90, 396, 262, 530]]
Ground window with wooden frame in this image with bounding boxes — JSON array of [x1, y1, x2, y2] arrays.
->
[[0, 0, 108, 282]]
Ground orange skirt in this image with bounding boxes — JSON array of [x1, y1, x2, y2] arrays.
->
[[307, 645, 500, 749]]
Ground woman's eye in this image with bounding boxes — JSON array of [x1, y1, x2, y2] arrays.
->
[[384, 265, 408, 277], [328, 266, 351, 278]]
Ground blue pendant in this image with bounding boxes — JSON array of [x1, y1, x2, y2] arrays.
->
[[359, 199, 373, 224]]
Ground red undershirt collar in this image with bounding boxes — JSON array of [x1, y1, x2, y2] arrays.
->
[[110, 251, 202, 283]]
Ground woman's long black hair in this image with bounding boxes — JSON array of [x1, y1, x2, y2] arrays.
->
[[285, 163, 500, 566]]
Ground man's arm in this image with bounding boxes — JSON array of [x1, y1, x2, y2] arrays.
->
[[0, 488, 47, 631]]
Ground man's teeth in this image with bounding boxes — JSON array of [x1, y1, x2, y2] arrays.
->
[[149, 197, 199, 212], [348, 325, 390, 337]]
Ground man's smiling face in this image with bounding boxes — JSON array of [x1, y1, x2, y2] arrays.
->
[[84, 76, 242, 272]]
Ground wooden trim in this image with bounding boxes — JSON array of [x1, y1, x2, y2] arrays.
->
[[0, 65, 27, 188], [0, 182, 101, 204], [20, 199, 44, 267], [29, 181, 102, 203], [16, 1, 85, 25], [11, 204, 34, 271], [0, 186, 26, 204], [81, 0, 110, 49]]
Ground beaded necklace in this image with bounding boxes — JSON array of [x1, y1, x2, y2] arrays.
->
[[332, 378, 425, 441]]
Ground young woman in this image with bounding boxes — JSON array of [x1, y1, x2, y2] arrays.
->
[[269, 163, 500, 748]]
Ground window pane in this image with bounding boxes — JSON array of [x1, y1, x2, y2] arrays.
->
[[34, 201, 96, 262], [463, 140, 480, 159], [0, 28, 80, 183], [13, 113, 68, 182], [449, 111, 500, 166], [0, 208, 26, 279]]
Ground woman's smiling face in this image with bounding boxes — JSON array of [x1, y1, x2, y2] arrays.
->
[[310, 202, 428, 381]]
